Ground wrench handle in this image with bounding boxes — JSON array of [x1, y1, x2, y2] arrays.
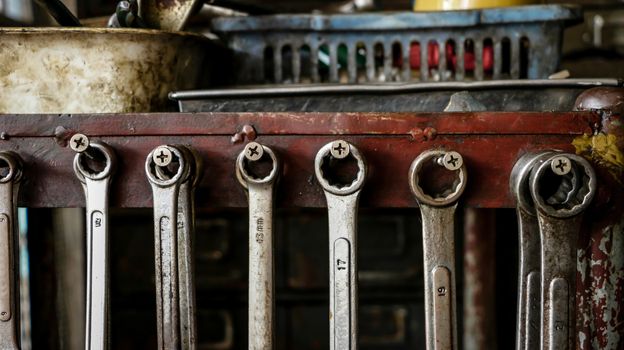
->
[[0, 182, 19, 350], [177, 182, 197, 350]]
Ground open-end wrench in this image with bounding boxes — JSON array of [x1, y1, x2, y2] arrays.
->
[[510, 151, 554, 350], [314, 140, 367, 350], [0, 152, 23, 350], [529, 153, 596, 350], [236, 141, 280, 350], [409, 149, 467, 350], [146, 145, 191, 350], [73, 141, 116, 350]]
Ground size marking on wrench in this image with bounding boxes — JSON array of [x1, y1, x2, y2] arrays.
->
[[73, 142, 116, 350], [0, 152, 22, 350], [237, 142, 280, 350], [529, 153, 596, 350], [314, 140, 367, 350], [146, 145, 191, 350], [510, 151, 554, 350], [409, 149, 467, 350]]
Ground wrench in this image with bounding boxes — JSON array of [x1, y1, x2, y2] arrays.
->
[[510, 151, 554, 350], [529, 153, 596, 350], [409, 149, 467, 350], [0, 152, 23, 350], [314, 140, 367, 350], [146, 145, 191, 350], [73, 142, 116, 350], [236, 141, 280, 350]]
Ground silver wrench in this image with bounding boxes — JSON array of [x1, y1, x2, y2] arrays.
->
[[236, 141, 280, 350], [73, 141, 116, 350], [0, 152, 23, 350], [146, 145, 191, 350], [529, 153, 596, 350], [510, 151, 553, 350], [409, 149, 467, 350], [314, 140, 367, 350]]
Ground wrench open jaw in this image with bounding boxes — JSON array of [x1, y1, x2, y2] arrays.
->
[[529, 153, 596, 350], [73, 142, 117, 350], [314, 140, 367, 350], [409, 149, 467, 350], [236, 142, 280, 350], [0, 152, 23, 350]]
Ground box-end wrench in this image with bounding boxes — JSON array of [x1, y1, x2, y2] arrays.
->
[[236, 141, 280, 350], [0, 152, 23, 350], [510, 151, 554, 350], [409, 149, 467, 350], [73, 141, 116, 350], [529, 153, 596, 350], [146, 145, 191, 350], [315, 140, 367, 350]]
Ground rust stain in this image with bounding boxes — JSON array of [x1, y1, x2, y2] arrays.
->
[[573, 133, 624, 185]]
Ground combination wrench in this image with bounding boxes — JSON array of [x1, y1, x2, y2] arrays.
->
[[529, 153, 596, 350], [409, 149, 467, 350], [146, 144, 193, 350], [0, 152, 23, 350], [236, 141, 280, 350], [315, 140, 367, 350], [72, 139, 117, 350]]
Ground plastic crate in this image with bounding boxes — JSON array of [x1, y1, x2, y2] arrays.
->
[[211, 5, 581, 85]]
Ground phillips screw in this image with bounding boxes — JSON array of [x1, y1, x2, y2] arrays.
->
[[244, 142, 264, 161], [70, 133, 90, 153], [330, 140, 350, 159], [437, 151, 463, 171], [153, 146, 172, 167], [551, 156, 572, 176]]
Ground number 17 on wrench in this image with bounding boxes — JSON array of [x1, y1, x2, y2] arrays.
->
[[315, 140, 367, 350]]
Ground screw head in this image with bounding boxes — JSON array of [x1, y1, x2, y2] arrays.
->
[[441, 151, 463, 171], [244, 142, 264, 161], [551, 156, 572, 176], [330, 140, 350, 159], [153, 146, 172, 167], [69, 133, 89, 153]]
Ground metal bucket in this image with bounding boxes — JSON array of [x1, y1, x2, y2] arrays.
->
[[0, 27, 214, 113]]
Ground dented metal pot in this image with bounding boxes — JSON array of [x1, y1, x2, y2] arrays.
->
[[0, 27, 213, 113]]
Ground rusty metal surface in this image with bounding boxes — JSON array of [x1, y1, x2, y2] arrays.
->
[[0, 112, 599, 209]]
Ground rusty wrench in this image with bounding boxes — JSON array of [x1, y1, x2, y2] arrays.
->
[[236, 142, 280, 350], [530, 153, 596, 350], [0, 152, 23, 350], [315, 140, 367, 350], [409, 149, 467, 350]]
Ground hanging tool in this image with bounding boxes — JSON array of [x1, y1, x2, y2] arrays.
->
[[529, 153, 596, 350], [138, 0, 202, 31], [409, 149, 467, 350], [0, 152, 23, 350], [236, 141, 280, 350], [314, 140, 367, 350]]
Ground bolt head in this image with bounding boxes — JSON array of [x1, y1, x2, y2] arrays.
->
[[153, 146, 172, 167], [442, 151, 463, 171], [69, 133, 89, 153], [244, 142, 264, 161], [551, 156, 572, 176], [330, 140, 350, 159]]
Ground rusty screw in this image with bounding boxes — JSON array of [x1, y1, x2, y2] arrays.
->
[[153, 146, 172, 167], [244, 142, 264, 161], [330, 140, 350, 159], [551, 156, 572, 176], [437, 151, 463, 171], [69, 133, 90, 153]]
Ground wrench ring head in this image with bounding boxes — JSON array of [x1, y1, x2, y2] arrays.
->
[[314, 140, 366, 196], [236, 143, 280, 188], [530, 153, 597, 218], [73, 142, 116, 181], [409, 149, 467, 207], [510, 151, 555, 215], [145, 145, 188, 187], [0, 152, 19, 183]]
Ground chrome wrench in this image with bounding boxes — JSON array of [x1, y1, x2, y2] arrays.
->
[[529, 153, 596, 350], [510, 151, 553, 350], [314, 140, 367, 350], [0, 152, 23, 350], [146, 145, 191, 350], [409, 149, 467, 350], [236, 141, 280, 350], [73, 140, 116, 350]]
